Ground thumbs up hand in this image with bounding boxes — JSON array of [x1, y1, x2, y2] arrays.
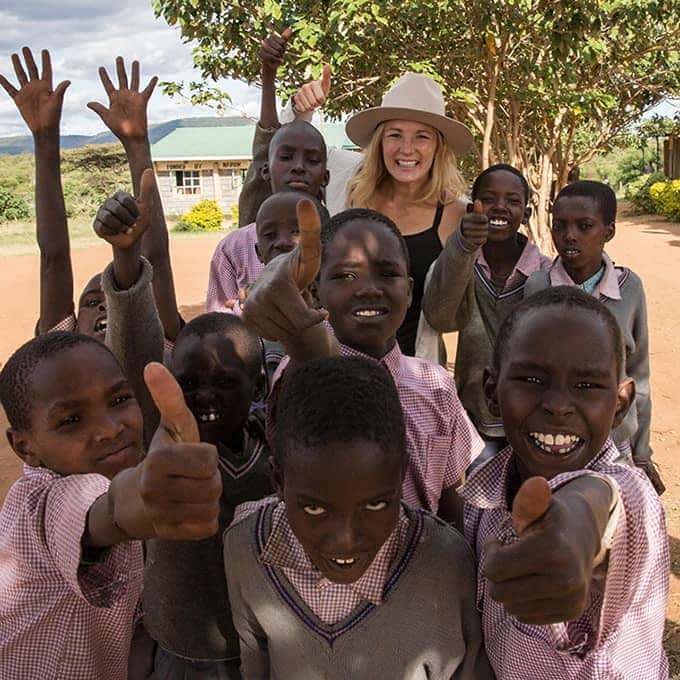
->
[[243, 198, 327, 342], [93, 168, 155, 250], [482, 475, 613, 625], [293, 64, 332, 114], [136, 362, 221, 540], [460, 199, 489, 248]]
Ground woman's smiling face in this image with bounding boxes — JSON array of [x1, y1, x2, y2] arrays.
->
[[381, 119, 438, 186]]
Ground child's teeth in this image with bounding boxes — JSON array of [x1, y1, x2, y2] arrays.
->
[[544, 434, 554, 445], [333, 557, 356, 565]]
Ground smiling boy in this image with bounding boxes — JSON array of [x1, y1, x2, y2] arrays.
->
[[225, 356, 492, 679], [460, 287, 668, 678], [526, 180, 661, 493]]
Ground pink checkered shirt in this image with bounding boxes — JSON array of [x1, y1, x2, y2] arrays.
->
[[242, 498, 409, 624], [0, 466, 144, 680], [270, 342, 483, 513], [476, 238, 552, 291], [460, 440, 669, 679], [46, 312, 77, 332], [548, 252, 622, 300], [206, 223, 264, 313]]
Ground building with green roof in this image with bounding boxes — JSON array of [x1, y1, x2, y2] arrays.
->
[[151, 122, 356, 216]]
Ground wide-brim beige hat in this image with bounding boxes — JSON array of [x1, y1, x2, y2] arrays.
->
[[345, 72, 473, 156]]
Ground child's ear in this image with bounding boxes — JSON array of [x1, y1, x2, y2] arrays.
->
[[260, 163, 271, 183], [254, 243, 264, 264], [605, 222, 616, 242], [269, 455, 284, 498], [483, 368, 501, 418], [322, 169, 329, 188], [523, 206, 532, 224], [7, 428, 42, 468], [612, 377, 634, 429]]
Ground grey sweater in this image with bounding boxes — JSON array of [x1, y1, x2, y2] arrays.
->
[[422, 230, 535, 438], [224, 502, 494, 680], [525, 263, 653, 463]]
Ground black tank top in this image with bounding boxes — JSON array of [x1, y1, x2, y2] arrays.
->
[[398, 203, 444, 356]]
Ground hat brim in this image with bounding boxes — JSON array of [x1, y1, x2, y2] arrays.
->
[[345, 106, 473, 156]]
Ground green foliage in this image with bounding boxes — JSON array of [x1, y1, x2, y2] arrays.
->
[[176, 199, 224, 232], [231, 203, 239, 225], [0, 190, 30, 222], [624, 172, 665, 215], [650, 179, 680, 220]]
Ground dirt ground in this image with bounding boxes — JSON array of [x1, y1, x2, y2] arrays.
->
[[0, 211, 679, 669]]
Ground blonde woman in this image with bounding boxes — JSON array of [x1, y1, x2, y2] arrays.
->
[[285, 72, 473, 356]]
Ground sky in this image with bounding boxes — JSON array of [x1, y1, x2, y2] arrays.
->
[[0, 1, 678, 139], [0, 0, 263, 137]]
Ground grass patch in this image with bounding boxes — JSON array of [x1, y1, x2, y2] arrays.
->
[[0, 217, 235, 257]]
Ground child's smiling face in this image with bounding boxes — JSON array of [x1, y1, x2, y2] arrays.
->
[[474, 169, 529, 243], [255, 193, 301, 265], [278, 438, 404, 584], [488, 305, 632, 481], [265, 122, 329, 198], [318, 219, 413, 359], [551, 195, 614, 283], [172, 332, 257, 446], [12, 344, 144, 480]]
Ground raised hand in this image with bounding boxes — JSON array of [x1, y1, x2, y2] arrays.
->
[[293, 64, 331, 114], [460, 199, 489, 248], [260, 27, 293, 75], [87, 57, 157, 144], [138, 362, 221, 540], [242, 198, 326, 341], [0, 47, 70, 136], [483, 476, 608, 625], [93, 168, 154, 250]]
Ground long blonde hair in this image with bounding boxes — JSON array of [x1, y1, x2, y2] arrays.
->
[[346, 122, 466, 209]]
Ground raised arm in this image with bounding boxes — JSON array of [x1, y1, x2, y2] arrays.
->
[[93, 169, 165, 446], [0, 47, 74, 332], [88, 58, 181, 340], [238, 29, 292, 226]]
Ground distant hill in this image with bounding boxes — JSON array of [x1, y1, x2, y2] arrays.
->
[[0, 116, 255, 155]]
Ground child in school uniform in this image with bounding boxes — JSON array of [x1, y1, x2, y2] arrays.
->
[[0, 48, 181, 344], [461, 287, 668, 678], [525, 180, 663, 493], [242, 202, 483, 527], [93, 182, 274, 678], [224, 356, 493, 679], [206, 32, 329, 313], [0, 332, 221, 680], [422, 164, 551, 457]]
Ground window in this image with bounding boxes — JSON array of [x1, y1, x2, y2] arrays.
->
[[175, 170, 201, 195]]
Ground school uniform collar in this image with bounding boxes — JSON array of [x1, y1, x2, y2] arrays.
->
[[260, 501, 408, 606], [459, 438, 620, 511], [476, 233, 543, 281], [338, 340, 403, 380], [549, 252, 621, 300]]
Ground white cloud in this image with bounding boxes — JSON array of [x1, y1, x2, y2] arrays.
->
[[0, 0, 263, 137]]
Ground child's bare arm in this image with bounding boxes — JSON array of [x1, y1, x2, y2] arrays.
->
[[242, 199, 336, 361], [88, 58, 181, 340], [483, 475, 613, 625], [0, 48, 74, 332], [238, 29, 292, 226], [94, 169, 165, 445], [85, 362, 221, 546]]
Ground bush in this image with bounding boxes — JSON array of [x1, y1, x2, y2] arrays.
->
[[650, 179, 680, 221], [175, 199, 224, 232], [0, 190, 30, 222], [624, 172, 665, 214]]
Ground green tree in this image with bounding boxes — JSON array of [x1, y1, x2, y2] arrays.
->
[[153, 0, 680, 248]]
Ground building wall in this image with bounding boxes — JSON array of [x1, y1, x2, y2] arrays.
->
[[154, 160, 249, 217]]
